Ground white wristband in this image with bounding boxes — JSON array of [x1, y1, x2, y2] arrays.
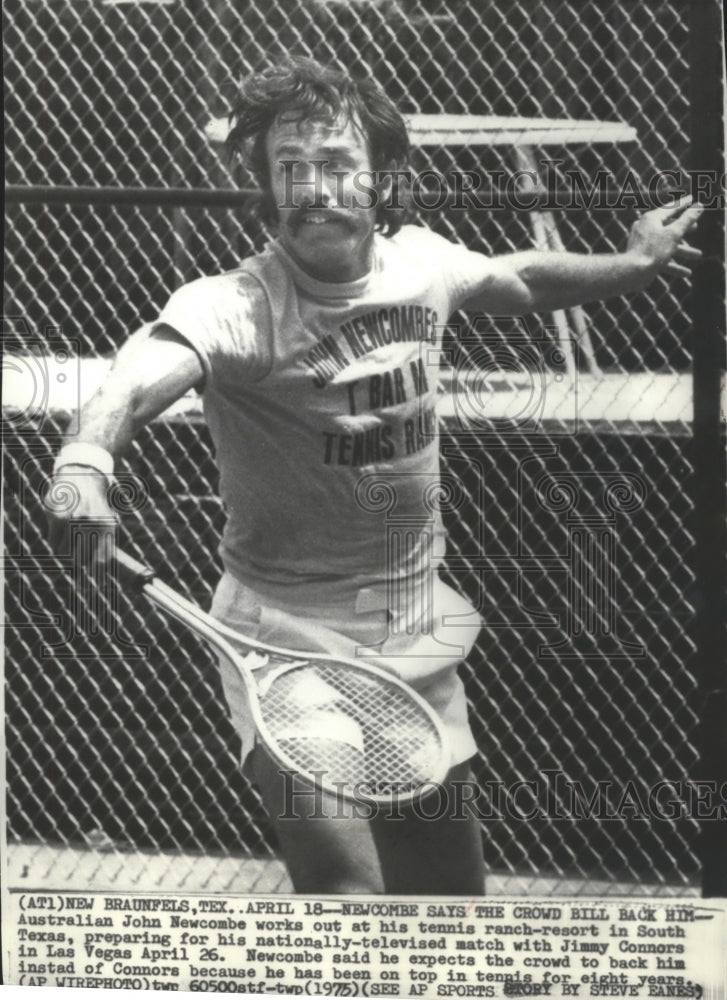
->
[[53, 443, 115, 478]]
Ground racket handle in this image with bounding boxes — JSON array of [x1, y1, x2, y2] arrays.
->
[[115, 549, 156, 591]]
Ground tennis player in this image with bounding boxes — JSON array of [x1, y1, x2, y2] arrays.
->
[[48, 57, 701, 895]]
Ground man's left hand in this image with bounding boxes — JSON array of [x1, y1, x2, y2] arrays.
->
[[626, 195, 704, 278]]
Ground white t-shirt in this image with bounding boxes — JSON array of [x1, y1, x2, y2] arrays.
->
[[153, 224, 490, 596]]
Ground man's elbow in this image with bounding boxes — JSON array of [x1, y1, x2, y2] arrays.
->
[[509, 257, 547, 313], [463, 256, 540, 315], [463, 284, 536, 316], [506, 285, 538, 314]]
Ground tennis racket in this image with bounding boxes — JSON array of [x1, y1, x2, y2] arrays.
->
[[115, 550, 450, 806]]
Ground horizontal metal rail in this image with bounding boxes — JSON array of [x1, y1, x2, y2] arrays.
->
[[5, 183, 685, 212]]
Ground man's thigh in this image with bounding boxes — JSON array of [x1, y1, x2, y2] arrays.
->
[[251, 750, 484, 896], [249, 745, 385, 895], [370, 761, 485, 896]]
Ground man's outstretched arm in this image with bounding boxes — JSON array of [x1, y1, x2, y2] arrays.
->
[[65, 326, 203, 452], [47, 326, 204, 556], [462, 198, 703, 315]]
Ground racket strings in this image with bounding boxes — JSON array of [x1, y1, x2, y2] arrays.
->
[[259, 662, 443, 795]]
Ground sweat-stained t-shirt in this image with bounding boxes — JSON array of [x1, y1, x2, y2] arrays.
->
[[152, 224, 490, 598]]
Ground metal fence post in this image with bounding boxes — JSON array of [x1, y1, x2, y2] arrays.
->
[[689, 0, 727, 898]]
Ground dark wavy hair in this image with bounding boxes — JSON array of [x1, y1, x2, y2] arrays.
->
[[225, 56, 411, 236]]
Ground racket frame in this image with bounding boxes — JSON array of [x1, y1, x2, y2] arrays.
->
[[116, 551, 451, 805]]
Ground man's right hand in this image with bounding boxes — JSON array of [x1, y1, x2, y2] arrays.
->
[[46, 464, 118, 565], [44, 324, 204, 566]]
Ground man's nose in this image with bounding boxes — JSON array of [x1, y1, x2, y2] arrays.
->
[[294, 160, 335, 207]]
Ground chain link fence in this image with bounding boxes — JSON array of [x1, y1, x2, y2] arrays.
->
[[4, 0, 704, 893]]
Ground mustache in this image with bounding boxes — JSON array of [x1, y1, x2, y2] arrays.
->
[[286, 206, 355, 233]]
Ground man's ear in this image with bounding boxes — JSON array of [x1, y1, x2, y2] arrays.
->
[[259, 189, 280, 229], [374, 160, 398, 203]]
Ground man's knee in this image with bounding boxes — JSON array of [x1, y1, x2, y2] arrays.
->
[[292, 864, 384, 895], [250, 748, 385, 894], [276, 822, 385, 895]]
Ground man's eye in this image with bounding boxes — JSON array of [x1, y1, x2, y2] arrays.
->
[[327, 157, 352, 172]]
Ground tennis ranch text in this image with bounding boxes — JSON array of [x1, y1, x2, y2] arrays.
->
[[6, 894, 718, 998]]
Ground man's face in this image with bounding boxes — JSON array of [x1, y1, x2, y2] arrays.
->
[[265, 112, 380, 283]]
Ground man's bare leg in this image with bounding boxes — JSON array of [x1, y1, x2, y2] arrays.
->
[[252, 751, 483, 895], [370, 761, 485, 895], [250, 745, 385, 894]]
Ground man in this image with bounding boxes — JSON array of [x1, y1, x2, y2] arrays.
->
[[48, 56, 701, 895]]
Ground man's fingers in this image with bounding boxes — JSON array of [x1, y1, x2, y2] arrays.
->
[[72, 521, 118, 569], [48, 514, 70, 554], [675, 243, 702, 260], [47, 510, 118, 564], [665, 260, 692, 277], [667, 203, 704, 237], [647, 194, 695, 223]]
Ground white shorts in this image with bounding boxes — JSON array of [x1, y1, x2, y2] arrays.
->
[[209, 572, 483, 767]]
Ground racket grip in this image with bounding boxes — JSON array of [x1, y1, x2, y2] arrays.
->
[[115, 549, 155, 591]]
